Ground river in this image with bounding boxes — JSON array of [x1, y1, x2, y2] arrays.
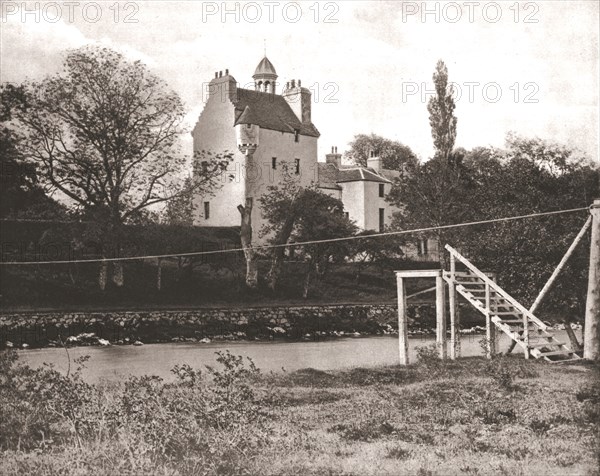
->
[[15, 330, 578, 383]]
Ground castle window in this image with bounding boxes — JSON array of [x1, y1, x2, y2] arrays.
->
[[294, 158, 300, 174], [379, 208, 385, 232], [294, 129, 299, 142], [272, 157, 277, 169], [204, 202, 210, 219], [379, 184, 385, 197]]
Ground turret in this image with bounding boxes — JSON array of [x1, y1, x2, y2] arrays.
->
[[253, 56, 278, 93], [235, 106, 260, 156]]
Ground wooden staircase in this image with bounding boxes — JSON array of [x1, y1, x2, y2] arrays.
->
[[444, 245, 581, 363]]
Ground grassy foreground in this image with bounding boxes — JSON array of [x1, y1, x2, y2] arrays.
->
[[1, 348, 598, 475]]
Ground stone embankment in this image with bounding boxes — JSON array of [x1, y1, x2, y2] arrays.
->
[[0, 303, 498, 349]]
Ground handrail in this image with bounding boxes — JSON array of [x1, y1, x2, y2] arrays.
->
[[445, 244, 548, 331]]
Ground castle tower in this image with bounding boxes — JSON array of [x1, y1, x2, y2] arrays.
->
[[253, 56, 278, 93]]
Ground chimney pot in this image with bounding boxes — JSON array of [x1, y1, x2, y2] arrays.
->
[[298, 79, 301, 87], [291, 79, 295, 88], [225, 68, 229, 75], [215, 72, 218, 78]]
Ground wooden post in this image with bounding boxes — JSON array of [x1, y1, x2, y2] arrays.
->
[[584, 200, 600, 360], [397, 275, 409, 365], [490, 275, 497, 356], [485, 282, 493, 359], [523, 312, 530, 359], [436, 272, 447, 360], [449, 255, 460, 359]]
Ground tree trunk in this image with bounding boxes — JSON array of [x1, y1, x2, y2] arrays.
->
[[99, 260, 108, 291], [238, 199, 258, 289], [268, 217, 296, 291], [112, 262, 124, 287], [157, 258, 163, 291], [303, 267, 312, 299]]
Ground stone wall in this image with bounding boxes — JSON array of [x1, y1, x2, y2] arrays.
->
[[0, 304, 397, 347], [0, 303, 483, 348]]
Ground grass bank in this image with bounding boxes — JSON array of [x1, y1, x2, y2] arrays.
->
[[1, 348, 598, 475]]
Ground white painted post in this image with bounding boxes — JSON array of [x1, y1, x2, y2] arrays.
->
[[436, 272, 447, 360], [584, 200, 600, 360], [490, 275, 497, 356], [397, 275, 409, 365], [485, 282, 492, 359], [449, 255, 460, 360]]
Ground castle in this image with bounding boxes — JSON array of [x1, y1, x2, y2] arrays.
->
[[191, 56, 433, 256]]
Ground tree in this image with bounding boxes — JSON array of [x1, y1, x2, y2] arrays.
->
[[388, 59, 463, 264], [345, 133, 418, 171], [0, 84, 67, 219], [427, 60, 457, 162], [388, 156, 471, 264], [259, 164, 304, 291], [162, 176, 195, 225], [9, 46, 231, 287], [260, 179, 356, 297]]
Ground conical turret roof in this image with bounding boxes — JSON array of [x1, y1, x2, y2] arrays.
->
[[253, 56, 277, 77]]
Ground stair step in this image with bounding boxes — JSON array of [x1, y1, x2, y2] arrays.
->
[[527, 342, 565, 348], [492, 312, 522, 316], [497, 319, 527, 324], [548, 357, 582, 363], [538, 349, 577, 356]]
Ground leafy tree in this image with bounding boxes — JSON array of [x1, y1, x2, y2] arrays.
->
[[427, 60, 457, 162], [9, 46, 231, 286], [453, 136, 599, 323], [260, 176, 356, 296], [162, 176, 195, 226], [391, 132, 599, 337], [291, 190, 357, 298], [388, 156, 471, 264], [345, 133, 418, 171]]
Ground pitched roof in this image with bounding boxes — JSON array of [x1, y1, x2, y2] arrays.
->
[[317, 163, 342, 190], [233, 88, 320, 138], [317, 162, 393, 190], [336, 167, 391, 184]]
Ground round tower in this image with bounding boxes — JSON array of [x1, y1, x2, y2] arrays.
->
[[253, 56, 278, 93]]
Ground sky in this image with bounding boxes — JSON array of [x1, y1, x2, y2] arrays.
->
[[1, 0, 598, 165]]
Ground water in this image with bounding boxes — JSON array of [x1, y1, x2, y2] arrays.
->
[[16, 331, 578, 383]]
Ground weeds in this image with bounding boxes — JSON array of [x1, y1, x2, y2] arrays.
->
[[0, 350, 596, 475]]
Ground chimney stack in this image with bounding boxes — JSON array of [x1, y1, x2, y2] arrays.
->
[[326, 146, 342, 168], [283, 78, 311, 124], [367, 150, 382, 173]]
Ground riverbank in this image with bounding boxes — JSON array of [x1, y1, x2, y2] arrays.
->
[[1, 302, 495, 349], [1, 349, 597, 475]]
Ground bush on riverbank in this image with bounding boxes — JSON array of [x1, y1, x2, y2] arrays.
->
[[1, 349, 597, 475]]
